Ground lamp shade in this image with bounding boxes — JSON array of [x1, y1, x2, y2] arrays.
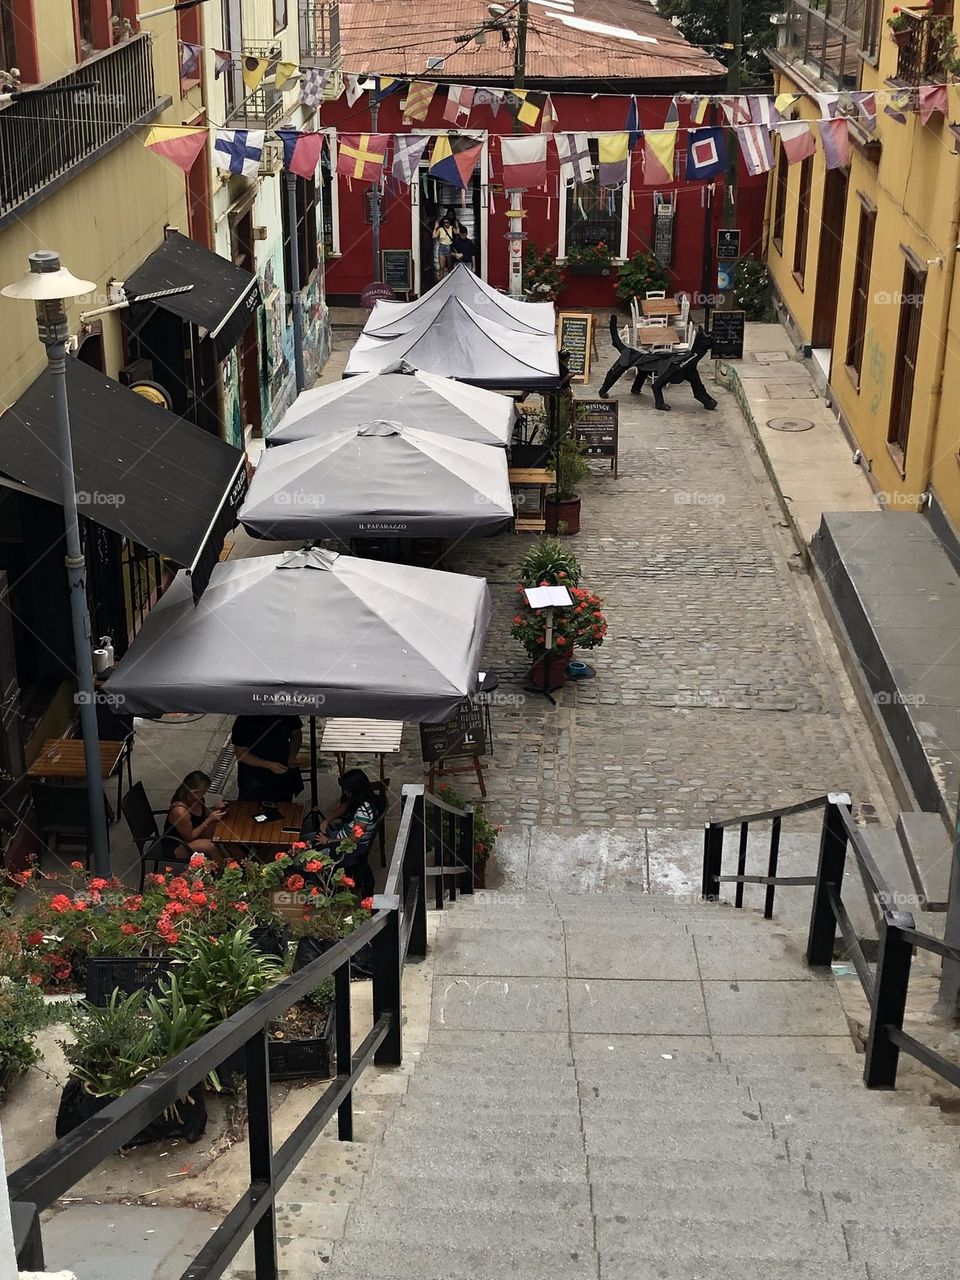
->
[[2, 251, 96, 302]]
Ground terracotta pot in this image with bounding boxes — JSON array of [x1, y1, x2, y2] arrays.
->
[[473, 860, 487, 890], [530, 655, 568, 692], [891, 27, 911, 45], [545, 496, 582, 536]]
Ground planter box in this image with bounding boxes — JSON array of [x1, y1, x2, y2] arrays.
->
[[55, 1077, 206, 1144], [269, 1005, 335, 1080], [568, 264, 612, 276], [84, 956, 172, 1007]]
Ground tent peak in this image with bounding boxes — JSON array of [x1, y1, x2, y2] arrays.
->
[[357, 420, 403, 437], [277, 547, 340, 572]]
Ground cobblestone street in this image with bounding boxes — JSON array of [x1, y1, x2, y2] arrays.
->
[[357, 341, 893, 834]]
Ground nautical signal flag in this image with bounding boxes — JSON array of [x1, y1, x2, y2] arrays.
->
[[403, 81, 437, 122], [777, 120, 816, 164], [643, 130, 676, 184], [214, 129, 265, 178], [276, 129, 325, 179], [443, 85, 475, 124], [336, 133, 389, 181], [597, 133, 629, 186], [392, 134, 430, 185], [736, 125, 774, 176], [144, 125, 207, 173], [685, 127, 726, 180], [242, 55, 269, 92], [919, 83, 947, 124], [502, 89, 545, 127], [500, 134, 548, 189], [818, 118, 850, 170], [428, 134, 483, 188], [625, 96, 641, 149]]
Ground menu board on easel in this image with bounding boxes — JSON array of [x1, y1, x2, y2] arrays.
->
[[574, 399, 619, 477], [381, 249, 413, 295], [557, 312, 593, 383]]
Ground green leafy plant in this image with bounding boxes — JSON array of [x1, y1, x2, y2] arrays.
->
[[170, 925, 283, 1025], [565, 240, 613, 268], [523, 244, 565, 301], [656, 0, 783, 83], [886, 6, 911, 30], [434, 783, 503, 864], [932, 15, 960, 77], [0, 976, 56, 1086], [61, 989, 158, 1098], [733, 254, 776, 321], [615, 251, 670, 307], [145, 975, 212, 1062], [258, 845, 372, 940], [553, 434, 590, 501], [518, 537, 583, 587]]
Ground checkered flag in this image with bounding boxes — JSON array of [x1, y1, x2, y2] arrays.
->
[[300, 68, 328, 111]]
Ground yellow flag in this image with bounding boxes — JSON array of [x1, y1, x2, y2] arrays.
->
[[274, 61, 299, 90], [598, 132, 629, 164], [775, 92, 800, 114], [242, 56, 268, 92], [643, 130, 677, 183]]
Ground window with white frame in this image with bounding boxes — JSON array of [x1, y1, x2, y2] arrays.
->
[[321, 129, 340, 255], [560, 139, 627, 259]]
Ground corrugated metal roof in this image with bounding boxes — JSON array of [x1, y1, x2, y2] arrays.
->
[[339, 0, 726, 82]]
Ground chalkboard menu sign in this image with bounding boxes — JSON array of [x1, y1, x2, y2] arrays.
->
[[574, 399, 619, 477], [654, 206, 675, 267], [710, 310, 746, 360], [556, 312, 593, 383], [717, 228, 742, 260], [419, 701, 490, 763], [381, 249, 413, 294]]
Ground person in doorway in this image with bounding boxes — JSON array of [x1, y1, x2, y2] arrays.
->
[[231, 714, 303, 803], [162, 771, 227, 864], [315, 768, 382, 898], [433, 217, 455, 277], [451, 223, 475, 271]]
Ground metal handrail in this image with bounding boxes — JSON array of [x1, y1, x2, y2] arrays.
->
[[701, 792, 960, 1094], [9, 782, 475, 1277]]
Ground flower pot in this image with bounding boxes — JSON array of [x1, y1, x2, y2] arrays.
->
[[529, 655, 569, 692], [545, 496, 582, 536], [268, 1003, 336, 1080], [293, 935, 338, 972], [250, 925, 288, 958], [56, 1076, 207, 1144], [891, 26, 911, 45]]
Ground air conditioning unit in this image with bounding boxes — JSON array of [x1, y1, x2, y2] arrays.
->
[[259, 138, 284, 175]]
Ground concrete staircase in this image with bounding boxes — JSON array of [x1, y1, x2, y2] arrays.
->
[[323, 890, 960, 1280]]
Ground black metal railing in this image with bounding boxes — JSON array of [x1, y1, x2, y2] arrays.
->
[[224, 46, 285, 128], [895, 8, 947, 83], [8, 782, 473, 1279], [0, 35, 162, 225], [298, 0, 341, 66], [702, 793, 960, 1092]]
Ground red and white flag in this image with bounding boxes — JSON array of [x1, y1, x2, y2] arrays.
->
[[919, 83, 948, 124], [500, 134, 548, 189], [443, 85, 475, 124], [736, 125, 774, 176], [818, 117, 850, 170], [777, 120, 816, 164]]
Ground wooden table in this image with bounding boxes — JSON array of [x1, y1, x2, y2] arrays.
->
[[636, 324, 682, 348], [28, 739, 126, 780], [508, 466, 556, 533], [641, 297, 681, 318], [320, 718, 404, 787], [213, 800, 304, 855]]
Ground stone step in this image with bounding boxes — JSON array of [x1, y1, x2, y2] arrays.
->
[[587, 1152, 799, 1188], [821, 1183, 960, 1226], [595, 1217, 848, 1261], [325, 1242, 596, 1280], [896, 809, 952, 910], [845, 1224, 958, 1275], [582, 1125, 782, 1160], [357, 1173, 592, 1214], [592, 1184, 825, 1226], [599, 1259, 869, 1280], [787, 1137, 960, 1171], [345, 1206, 594, 1252], [367, 1147, 588, 1183]]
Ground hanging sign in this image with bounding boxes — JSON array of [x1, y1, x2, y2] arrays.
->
[[556, 312, 593, 383], [717, 228, 741, 260], [653, 201, 675, 267]]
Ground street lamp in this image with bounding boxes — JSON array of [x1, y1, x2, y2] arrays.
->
[[2, 250, 112, 877]]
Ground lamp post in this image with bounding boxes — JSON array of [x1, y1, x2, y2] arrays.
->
[[2, 251, 111, 878]]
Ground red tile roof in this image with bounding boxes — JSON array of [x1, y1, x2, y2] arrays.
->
[[338, 0, 726, 83]]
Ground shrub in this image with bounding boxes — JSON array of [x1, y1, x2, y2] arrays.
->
[[733, 255, 776, 321], [523, 244, 565, 301], [518, 537, 583, 587], [615, 251, 670, 306], [0, 977, 55, 1086]]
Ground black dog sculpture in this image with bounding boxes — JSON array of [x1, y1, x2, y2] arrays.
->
[[598, 315, 718, 411]]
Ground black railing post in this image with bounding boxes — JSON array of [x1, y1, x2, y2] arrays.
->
[[764, 816, 782, 920], [335, 959, 353, 1140], [245, 1030, 278, 1280], [372, 899, 402, 1066], [446, 809, 457, 904], [864, 917, 914, 1088], [459, 802, 475, 896], [735, 821, 749, 909], [404, 789, 428, 958], [702, 822, 723, 902], [430, 800, 444, 911], [806, 794, 851, 967]]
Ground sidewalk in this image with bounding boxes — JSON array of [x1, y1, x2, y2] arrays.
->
[[719, 323, 878, 556]]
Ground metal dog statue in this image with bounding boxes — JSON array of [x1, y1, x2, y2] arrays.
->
[[598, 315, 718, 411]]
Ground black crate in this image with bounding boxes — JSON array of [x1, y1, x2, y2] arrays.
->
[[268, 1005, 335, 1081], [84, 956, 172, 1007]]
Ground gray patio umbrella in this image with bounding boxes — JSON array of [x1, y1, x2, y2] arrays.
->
[[363, 263, 556, 337], [345, 295, 561, 389], [268, 370, 515, 448], [104, 547, 492, 722], [240, 422, 514, 541]]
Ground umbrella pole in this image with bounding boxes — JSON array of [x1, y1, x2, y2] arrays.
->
[[309, 715, 319, 811]]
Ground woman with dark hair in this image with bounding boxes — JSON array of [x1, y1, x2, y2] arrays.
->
[[162, 771, 227, 864], [316, 769, 382, 897]]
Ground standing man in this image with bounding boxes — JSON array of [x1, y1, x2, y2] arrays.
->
[[231, 714, 303, 803]]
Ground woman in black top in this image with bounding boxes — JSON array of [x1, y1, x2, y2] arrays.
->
[[162, 771, 227, 864]]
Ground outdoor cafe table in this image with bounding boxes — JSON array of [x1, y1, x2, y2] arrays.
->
[[213, 800, 305, 856], [640, 298, 681, 318], [635, 323, 683, 347], [319, 718, 404, 787], [28, 738, 126, 780]]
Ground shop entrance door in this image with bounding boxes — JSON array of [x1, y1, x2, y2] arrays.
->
[[417, 170, 482, 293]]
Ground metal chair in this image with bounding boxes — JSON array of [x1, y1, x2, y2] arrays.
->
[[120, 782, 169, 891], [30, 782, 99, 867], [96, 701, 135, 820]]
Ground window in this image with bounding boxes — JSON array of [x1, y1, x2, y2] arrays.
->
[[177, 0, 201, 89], [845, 202, 875, 383], [0, 0, 16, 71], [793, 156, 813, 285], [222, 0, 243, 115], [281, 174, 319, 311], [561, 139, 625, 257], [772, 143, 788, 253], [782, 0, 870, 87], [76, 0, 111, 55], [887, 262, 925, 466], [274, 0, 286, 33]]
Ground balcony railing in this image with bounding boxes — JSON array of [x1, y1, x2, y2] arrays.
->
[[895, 8, 948, 84], [299, 0, 341, 67], [0, 34, 164, 227], [224, 46, 286, 128]]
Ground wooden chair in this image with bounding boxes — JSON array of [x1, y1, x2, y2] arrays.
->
[[645, 289, 666, 299], [30, 782, 99, 867], [120, 782, 169, 891]]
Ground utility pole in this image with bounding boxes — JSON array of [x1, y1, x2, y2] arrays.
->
[[507, 0, 528, 298], [720, 0, 742, 311], [369, 89, 382, 282]]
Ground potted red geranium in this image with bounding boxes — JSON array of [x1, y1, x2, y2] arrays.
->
[[510, 581, 607, 690]]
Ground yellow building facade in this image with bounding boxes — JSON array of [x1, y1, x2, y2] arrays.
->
[[767, 1, 960, 529]]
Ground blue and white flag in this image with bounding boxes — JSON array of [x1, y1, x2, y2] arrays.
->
[[556, 133, 594, 185], [685, 127, 726, 180], [392, 133, 430, 185], [748, 95, 780, 127], [736, 124, 774, 176], [213, 128, 265, 177], [299, 67, 328, 110]]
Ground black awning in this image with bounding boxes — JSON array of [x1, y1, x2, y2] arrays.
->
[[124, 230, 261, 361], [0, 359, 248, 600]]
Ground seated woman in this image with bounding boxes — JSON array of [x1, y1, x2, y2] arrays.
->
[[315, 769, 382, 898], [161, 771, 227, 865]]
